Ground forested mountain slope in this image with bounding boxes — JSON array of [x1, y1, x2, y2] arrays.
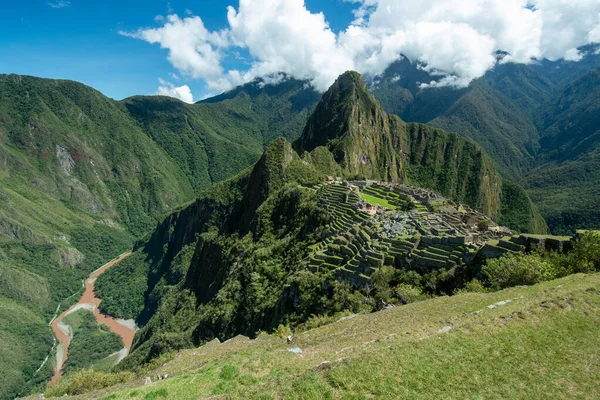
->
[[370, 57, 543, 178], [0, 74, 317, 399], [525, 68, 600, 233], [369, 48, 600, 234]]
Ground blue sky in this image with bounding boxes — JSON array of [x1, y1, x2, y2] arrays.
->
[[0, 0, 357, 100], [2, 1, 599, 102]]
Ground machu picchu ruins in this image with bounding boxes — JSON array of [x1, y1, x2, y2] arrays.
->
[[305, 179, 575, 288]]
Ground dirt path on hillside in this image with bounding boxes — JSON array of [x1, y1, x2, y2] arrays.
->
[[50, 252, 134, 384]]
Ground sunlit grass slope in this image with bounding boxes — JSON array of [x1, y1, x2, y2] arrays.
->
[[46, 272, 600, 399]]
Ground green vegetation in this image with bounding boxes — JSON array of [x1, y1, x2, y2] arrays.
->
[[483, 253, 556, 288], [95, 252, 149, 320], [42, 272, 600, 399], [497, 180, 548, 234], [370, 54, 600, 235], [525, 68, 600, 234], [45, 369, 135, 398], [359, 192, 397, 210], [0, 73, 319, 399], [61, 310, 123, 374], [483, 232, 600, 289]]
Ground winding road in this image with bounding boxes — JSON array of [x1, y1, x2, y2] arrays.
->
[[50, 252, 135, 384]]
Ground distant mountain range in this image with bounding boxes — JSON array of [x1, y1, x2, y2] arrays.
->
[[369, 45, 600, 234]]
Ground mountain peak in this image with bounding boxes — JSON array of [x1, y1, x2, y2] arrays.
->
[[294, 70, 384, 156], [333, 70, 368, 91]]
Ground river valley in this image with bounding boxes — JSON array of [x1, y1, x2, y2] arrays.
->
[[50, 252, 134, 384]]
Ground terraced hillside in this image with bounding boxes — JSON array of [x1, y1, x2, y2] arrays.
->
[[305, 183, 482, 288], [303, 182, 573, 293], [35, 272, 600, 399], [295, 71, 547, 233]]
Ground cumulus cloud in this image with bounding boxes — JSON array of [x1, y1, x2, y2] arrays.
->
[[563, 48, 584, 62], [48, 1, 70, 8], [156, 78, 194, 103], [123, 0, 600, 93], [227, 0, 355, 91], [120, 15, 236, 92]]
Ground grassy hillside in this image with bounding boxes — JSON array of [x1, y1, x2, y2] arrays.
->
[[40, 271, 600, 399]]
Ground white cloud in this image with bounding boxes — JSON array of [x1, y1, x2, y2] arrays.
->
[[156, 78, 194, 103], [120, 15, 237, 92], [226, 0, 355, 91], [590, 24, 600, 43], [564, 48, 584, 62], [48, 1, 70, 8], [123, 0, 600, 94]]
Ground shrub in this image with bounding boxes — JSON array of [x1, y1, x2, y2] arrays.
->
[[395, 269, 423, 288], [482, 253, 556, 289], [274, 324, 292, 339], [477, 220, 489, 232], [143, 388, 169, 399], [392, 284, 425, 304], [571, 231, 600, 271], [296, 310, 353, 332], [331, 282, 371, 313], [454, 279, 486, 295], [372, 265, 396, 300], [220, 365, 240, 380]]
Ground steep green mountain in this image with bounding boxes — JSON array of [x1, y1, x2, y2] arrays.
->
[[371, 60, 541, 178], [0, 74, 188, 399], [524, 68, 600, 234], [370, 51, 600, 234], [538, 68, 600, 161], [122, 76, 319, 192], [484, 60, 555, 118], [0, 74, 318, 399], [198, 75, 320, 145], [297, 71, 544, 230], [91, 71, 546, 373], [530, 44, 600, 88]]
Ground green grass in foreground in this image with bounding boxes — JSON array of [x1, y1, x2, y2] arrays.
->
[[359, 192, 398, 210], [43, 272, 600, 399]]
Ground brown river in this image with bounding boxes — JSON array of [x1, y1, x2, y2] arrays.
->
[[50, 252, 134, 384]]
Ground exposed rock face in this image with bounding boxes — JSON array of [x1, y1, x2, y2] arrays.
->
[[52, 247, 85, 268], [56, 144, 75, 176]]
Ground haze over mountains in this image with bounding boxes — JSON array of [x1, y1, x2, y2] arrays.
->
[[1, 45, 600, 399]]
